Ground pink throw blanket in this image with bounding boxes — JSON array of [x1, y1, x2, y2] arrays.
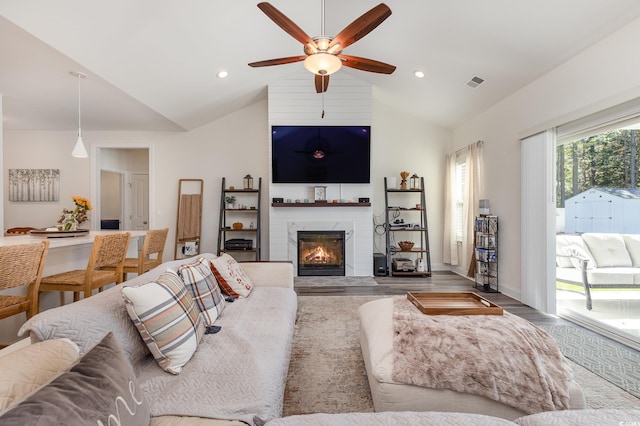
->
[[391, 297, 571, 414]]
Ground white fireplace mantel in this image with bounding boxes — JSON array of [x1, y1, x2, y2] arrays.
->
[[269, 206, 373, 276]]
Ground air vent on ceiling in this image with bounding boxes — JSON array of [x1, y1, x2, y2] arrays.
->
[[466, 76, 485, 88]]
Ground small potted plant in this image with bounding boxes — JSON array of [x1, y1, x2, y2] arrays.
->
[[224, 195, 236, 209]]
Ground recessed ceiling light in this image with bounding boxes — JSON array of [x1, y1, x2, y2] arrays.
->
[[217, 70, 228, 79], [414, 70, 425, 79]]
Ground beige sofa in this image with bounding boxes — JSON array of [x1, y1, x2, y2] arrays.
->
[[0, 254, 297, 426], [556, 233, 640, 309]]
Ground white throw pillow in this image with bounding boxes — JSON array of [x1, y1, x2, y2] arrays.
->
[[122, 269, 204, 374], [0, 339, 80, 411], [582, 233, 632, 268], [209, 253, 254, 298]]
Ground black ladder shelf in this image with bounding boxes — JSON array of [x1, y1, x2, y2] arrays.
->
[[384, 177, 432, 277], [217, 177, 262, 261]]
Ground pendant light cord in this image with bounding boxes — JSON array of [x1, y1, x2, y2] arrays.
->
[[77, 74, 82, 138]]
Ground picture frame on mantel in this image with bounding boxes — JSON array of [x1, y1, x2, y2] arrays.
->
[[314, 186, 327, 203]]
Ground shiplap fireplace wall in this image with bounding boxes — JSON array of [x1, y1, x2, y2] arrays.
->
[[268, 71, 373, 276]]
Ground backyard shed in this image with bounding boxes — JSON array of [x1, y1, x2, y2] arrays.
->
[[564, 188, 640, 234]]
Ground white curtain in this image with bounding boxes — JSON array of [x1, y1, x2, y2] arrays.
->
[[463, 141, 483, 276], [442, 153, 458, 265]]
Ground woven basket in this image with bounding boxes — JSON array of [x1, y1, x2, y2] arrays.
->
[[398, 241, 414, 251]]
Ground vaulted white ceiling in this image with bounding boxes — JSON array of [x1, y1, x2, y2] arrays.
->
[[2, 1, 640, 132]]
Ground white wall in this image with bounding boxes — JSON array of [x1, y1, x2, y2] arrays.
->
[[100, 170, 121, 221], [371, 101, 450, 270], [3, 77, 450, 272], [452, 16, 640, 301], [3, 100, 269, 261], [3, 131, 92, 229], [0, 95, 3, 230]]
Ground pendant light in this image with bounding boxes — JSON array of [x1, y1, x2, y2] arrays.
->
[[70, 71, 88, 158]]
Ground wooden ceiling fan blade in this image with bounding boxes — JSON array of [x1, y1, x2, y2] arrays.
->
[[315, 74, 330, 93], [329, 3, 391, 51], [339, 55, 396, 74], [248, 56, 307, 67], [257, 2, 316, 47]]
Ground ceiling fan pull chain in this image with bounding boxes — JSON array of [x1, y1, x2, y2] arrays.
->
[[321, 85, 325, 119]]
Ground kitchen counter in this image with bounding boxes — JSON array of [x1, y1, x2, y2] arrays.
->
[[0, 229, 150, 345], [0, 229, 147, 248]]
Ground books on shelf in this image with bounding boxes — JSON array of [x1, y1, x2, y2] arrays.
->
[[475, 215, 498, 233]]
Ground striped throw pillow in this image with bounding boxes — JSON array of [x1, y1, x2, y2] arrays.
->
[[177, 257, 225, 325], [122, 269, 204, 374]]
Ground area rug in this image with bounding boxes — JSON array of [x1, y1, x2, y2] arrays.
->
[[283, 295, 640, 416], [294, 276, 378, 287], [541, 325, 640, 399]]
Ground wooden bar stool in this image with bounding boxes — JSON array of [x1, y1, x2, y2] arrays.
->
[[39, 233, 130, 307], [103, 228, 168, 281], [0, 241, 49, 322]]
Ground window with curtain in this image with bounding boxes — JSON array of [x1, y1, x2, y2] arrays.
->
[[443, 142, 482, 269], [455, 156, 467, 242]]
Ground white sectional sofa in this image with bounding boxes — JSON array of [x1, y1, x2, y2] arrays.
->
[[1, 251, 638, 425], [556, 233, 640, 309], [0, 254, 297, 426], [263, 410, 640, 426]]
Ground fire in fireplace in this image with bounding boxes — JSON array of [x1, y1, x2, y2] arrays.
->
[[297, 230, 345, 276]]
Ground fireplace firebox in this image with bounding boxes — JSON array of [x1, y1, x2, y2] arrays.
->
[[297, 231, 345, 276]]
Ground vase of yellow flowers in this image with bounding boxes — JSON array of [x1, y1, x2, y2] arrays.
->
[[59, 196, 92, 231]]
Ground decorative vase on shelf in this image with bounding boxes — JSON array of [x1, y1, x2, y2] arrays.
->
[[400, 171, 410, 190]]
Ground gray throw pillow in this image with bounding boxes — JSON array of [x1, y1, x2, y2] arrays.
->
[[0, 332, 150, 425]]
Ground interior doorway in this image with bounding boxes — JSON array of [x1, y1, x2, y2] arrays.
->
[[91, 146, 152, 234]]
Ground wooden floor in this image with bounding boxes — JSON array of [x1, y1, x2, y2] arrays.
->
[[295, 271, 573, 328]]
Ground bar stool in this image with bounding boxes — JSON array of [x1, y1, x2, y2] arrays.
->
[[0, 241, 49, 322], [103, 228, 168, 281], [39, 233, 130, 307]]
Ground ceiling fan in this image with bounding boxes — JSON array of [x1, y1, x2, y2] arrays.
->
[[248, 1, 396, 93]]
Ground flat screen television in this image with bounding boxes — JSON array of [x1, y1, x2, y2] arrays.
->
[[271, 125, 371, 184]]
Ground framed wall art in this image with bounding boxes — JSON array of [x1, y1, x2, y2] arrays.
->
[[8, 169, 60, 202]]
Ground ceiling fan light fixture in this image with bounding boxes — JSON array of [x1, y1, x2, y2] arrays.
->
[[304, 52, 342, 76]]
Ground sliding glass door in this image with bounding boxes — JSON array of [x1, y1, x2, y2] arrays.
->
[[554, 124, 640, 350]]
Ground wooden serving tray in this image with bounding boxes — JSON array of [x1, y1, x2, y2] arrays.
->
[[30, 229, 89, 238], [407, 292, 503, 315]]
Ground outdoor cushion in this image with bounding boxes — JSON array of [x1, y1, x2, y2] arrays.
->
[[581, 233, 632, 267], [556, 234, 595, 268], [622, 234, 640, 267], [586, 268, 636, 286]]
